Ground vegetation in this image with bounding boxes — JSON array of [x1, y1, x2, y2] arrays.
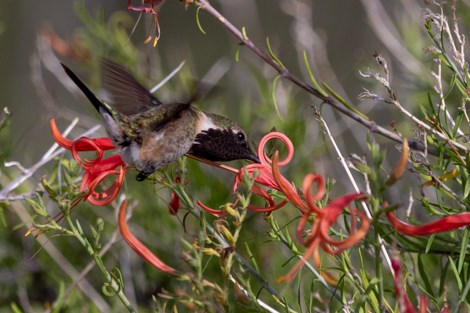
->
[[1, 0, 470, 312]]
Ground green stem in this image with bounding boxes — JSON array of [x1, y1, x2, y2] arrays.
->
[[375, 233, 384, 311], [65, 214, 136, 313], [167, 174, 290, 308]]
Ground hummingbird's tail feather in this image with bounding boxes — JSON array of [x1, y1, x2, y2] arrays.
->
[[61, 63, 112, 115]]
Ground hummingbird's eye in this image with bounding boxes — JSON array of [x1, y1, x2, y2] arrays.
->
[[237, 131, 245, 142]]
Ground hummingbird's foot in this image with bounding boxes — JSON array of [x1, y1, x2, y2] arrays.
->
[[136, 167, 155, 181]]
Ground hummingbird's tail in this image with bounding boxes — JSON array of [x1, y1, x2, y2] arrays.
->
[[61, 63, 111, 115]]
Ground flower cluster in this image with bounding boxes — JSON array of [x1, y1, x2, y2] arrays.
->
[[196, 132, 369, 283], [50, 119, 128, 206]]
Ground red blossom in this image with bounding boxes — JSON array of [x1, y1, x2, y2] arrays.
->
[[168, 176, 182, 215], [50, 119, 127, 206], [195, 131, 368, 284], [118, 200, 178, 275], [276, 168, 368, 284], [392, 258, 419, 313], [198, 132, 299, 217], [386, 209, 470, 236]]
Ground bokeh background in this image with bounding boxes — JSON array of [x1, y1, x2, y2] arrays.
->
[[0, 0, 449, 311]]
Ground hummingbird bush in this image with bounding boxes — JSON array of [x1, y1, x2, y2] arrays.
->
[[3, 0, 470, 312]]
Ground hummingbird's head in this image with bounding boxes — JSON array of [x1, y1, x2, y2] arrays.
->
[[190, 113, 260, 164]]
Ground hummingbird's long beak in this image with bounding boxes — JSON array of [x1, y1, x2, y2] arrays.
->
[[247, 148, 261, 164]]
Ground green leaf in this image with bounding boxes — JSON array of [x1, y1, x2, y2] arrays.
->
[[266, 37, 286, 69], [271, 75, 284, 120], [417, 255, 435, 298], [322, 82, 369, 120], [458, 228, 470, 274], [449, 257, 462, 292], [302, 51, 328, 97], [195, 7, 207, 35]]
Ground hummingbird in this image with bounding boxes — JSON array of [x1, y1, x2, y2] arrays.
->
[[61, 60, 260, 181]]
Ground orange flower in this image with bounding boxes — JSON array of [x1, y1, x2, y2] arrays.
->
[[51, 119, 127, 206], [276, 163, 368, 284], [197, 132, 298, 217], [386, 208, 470, 236], [118, 200, 178, 275], [195, 131, 368, 284]]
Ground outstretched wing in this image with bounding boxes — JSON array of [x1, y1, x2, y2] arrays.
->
[[101, 59, 162, 115]]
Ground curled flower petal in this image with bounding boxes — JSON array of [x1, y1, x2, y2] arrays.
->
[[51, 119, 126, 206], [272, 152, 305, 211], [197, 200, 227, 218], [321, 208, 369, 252], [72, 137, 104, 168], [386, 138, 409, 186], [257, 132, 294, 167], [386, 210, 470, 236], [71, 137, 116, 169], [81, 155, 127, 206], [247, 185, 289, 213], [233, 164, 278, 192], [50, 119, 73, 149], [51, 119, 115, 153], [118, 200, 178, 274], [318, 194, 368, 244], [302, 174, 325, 214]]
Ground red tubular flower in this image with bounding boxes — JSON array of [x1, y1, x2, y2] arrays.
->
[[50, 119, 127, 206], [118, 200, 178, 275], [392, 257, 419, 313], [276, 173, 368, 284], [198, 132, 298, 217], [168, 176, 182, 215], [386, 210, 470, 236], [195, 131, 368, 284]]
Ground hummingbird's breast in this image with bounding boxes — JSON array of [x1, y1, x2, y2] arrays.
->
[[120, 107, 198, 171]]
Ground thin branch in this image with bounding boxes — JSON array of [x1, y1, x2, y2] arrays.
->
[[194, 0, 459, 156], [0, 118, 102, 199]]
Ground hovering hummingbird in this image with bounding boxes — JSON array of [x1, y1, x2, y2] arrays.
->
[[61, 60, 260, 181]]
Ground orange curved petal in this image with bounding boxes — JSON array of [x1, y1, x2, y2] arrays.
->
[[257, 132, 294, 167], [276, 237, 320, 284], [272, 152, 306, 211], [321, 209, 370, 253], [386, 210, 470, 236], [197, 200, 227, 218], [302, 174, 325, 214], [118, 200, 178, 274], [72, 137, 104, 168], [81, 155, 127, 206], [86, 166, 126, 206], [50, 119, 73, 149], [247, 199, 289, 213]]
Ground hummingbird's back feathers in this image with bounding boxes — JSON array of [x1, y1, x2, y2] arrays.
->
[[102, 59, 162, 115]]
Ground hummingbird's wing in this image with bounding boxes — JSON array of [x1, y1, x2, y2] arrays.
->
[[102, 59, 162, 116]]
